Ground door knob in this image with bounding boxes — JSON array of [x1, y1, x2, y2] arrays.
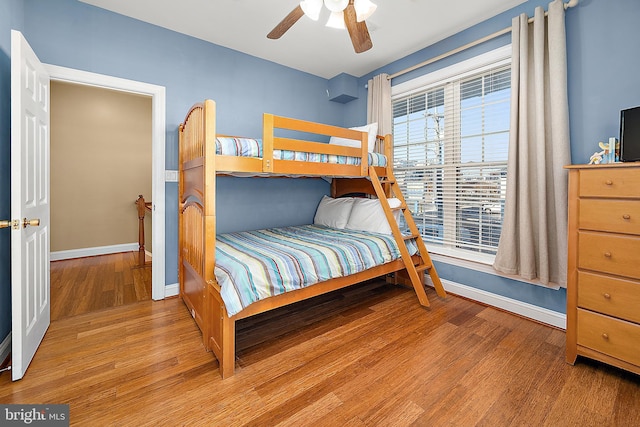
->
[[22, 218, 40, 228]]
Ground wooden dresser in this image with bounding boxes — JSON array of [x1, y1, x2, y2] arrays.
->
[[566, 163, 640, 375]]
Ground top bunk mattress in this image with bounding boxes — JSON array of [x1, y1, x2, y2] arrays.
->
[[216, 137, 388, 167], [215, 224, 416, 316]]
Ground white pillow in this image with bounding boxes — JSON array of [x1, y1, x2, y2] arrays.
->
[[387, 198, 402, 210], [345, 197, 402, 235], [329, 123, 378, 153], [313, 195, 355, 229]]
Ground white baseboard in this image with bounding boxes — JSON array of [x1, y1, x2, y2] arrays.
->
[[51, 243, 139, 261], [429, 278, 566, 330], [163, 283, 179, 299], [0, 332, 11, 366]]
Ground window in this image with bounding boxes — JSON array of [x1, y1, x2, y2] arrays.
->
[[392, 47, 511, 263]]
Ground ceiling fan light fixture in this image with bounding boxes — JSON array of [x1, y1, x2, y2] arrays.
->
[[354, 0, 377, 22], [324, 0, 349, 13], [300, 0, 322, 21], [325, 10, 346, 29]]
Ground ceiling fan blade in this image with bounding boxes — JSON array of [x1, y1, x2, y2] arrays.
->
[[267, 5, 305, 39], [344, 2, 373, 53]]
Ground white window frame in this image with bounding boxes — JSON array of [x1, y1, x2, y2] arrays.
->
[[392, 45, 511, 266], [392, 45, 511, 99]]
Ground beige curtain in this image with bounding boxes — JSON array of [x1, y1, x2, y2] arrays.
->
[[493, 0, 570, 287], [367, 73, 391, 135]]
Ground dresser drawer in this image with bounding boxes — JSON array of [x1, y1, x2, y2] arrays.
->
[[579, 199, 640, 235], [578, 232, 640, 279], [578, 271, 640, 323], [577, 309, 640, 366], [579, 168, 640, 198]]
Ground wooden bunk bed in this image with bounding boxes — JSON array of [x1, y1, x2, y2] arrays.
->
[[178, 99, 447, 378]]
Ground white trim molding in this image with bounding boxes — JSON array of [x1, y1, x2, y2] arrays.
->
[[51, 243, 139, 261], [43, 64, 166, 300], [430, 253, 562, 290], [164, 283, 180, 298], [428, 278, 566, 330]]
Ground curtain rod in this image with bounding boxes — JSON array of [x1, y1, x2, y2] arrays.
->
[[387, 0, 579, 80]]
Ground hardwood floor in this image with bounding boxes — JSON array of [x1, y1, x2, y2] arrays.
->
[[1, 280, 639, 426], [50, 252, 152, 321]]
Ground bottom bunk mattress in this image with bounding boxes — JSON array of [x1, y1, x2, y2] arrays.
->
[[215, 224, 417, 316]]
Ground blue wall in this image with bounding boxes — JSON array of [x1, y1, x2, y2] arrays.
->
[[3, 0, 639, 342], [18, 0, 350, 285], [564, 0, 640, 163], [0, 0, 345, 341], [344, 0, 640, 314]]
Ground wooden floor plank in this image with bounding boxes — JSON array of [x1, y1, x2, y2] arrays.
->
[[49, 252, 152, 321], [1, 269, 639, 426]]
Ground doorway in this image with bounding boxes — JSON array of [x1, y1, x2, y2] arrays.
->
[[49, 81, 153, 320], [44, 64, 167, 302]]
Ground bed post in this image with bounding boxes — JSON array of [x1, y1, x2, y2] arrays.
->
[[382, 134, 393, 197], [360, 130, 368, 177], [207, 283, 236, 378], [178, 123, 185, 299], [263, 113, 274, 173], [383, 135, 393, 174], [202, 100, 217, 351]]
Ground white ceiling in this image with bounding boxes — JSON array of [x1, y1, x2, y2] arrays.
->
[[78, 0, 525, 79]]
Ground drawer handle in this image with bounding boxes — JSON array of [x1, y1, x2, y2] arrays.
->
[[605, 180, 613, 185], [622, 214, 631, 220], [603, 293, 611, 299], [604, 252, 612, 258], [602, 333, 609, 340]]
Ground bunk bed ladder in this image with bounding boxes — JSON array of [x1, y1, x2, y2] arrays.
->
[[369, 167, 447, 307]]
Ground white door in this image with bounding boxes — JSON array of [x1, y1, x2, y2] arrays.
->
[[10, 30, 51, 381]]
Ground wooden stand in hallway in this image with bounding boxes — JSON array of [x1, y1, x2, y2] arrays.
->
[[135, 194, 152, 268]]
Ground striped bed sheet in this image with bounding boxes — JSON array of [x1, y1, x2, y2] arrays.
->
[[215, 224, 417, 316], [216, 137, 388, 168]]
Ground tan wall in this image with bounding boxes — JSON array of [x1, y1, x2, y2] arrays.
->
[[50, 81, 152, 253]]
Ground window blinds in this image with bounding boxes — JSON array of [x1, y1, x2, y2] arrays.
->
[[392, 66, 510, 257]]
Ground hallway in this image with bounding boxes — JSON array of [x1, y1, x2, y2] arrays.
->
[[50, 252, 152, 321]]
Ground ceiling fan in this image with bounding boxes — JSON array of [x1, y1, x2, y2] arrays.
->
[[267, 0, 377, 54]]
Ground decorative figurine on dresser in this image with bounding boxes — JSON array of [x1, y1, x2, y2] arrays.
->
[[565, 162, 640, 375]]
